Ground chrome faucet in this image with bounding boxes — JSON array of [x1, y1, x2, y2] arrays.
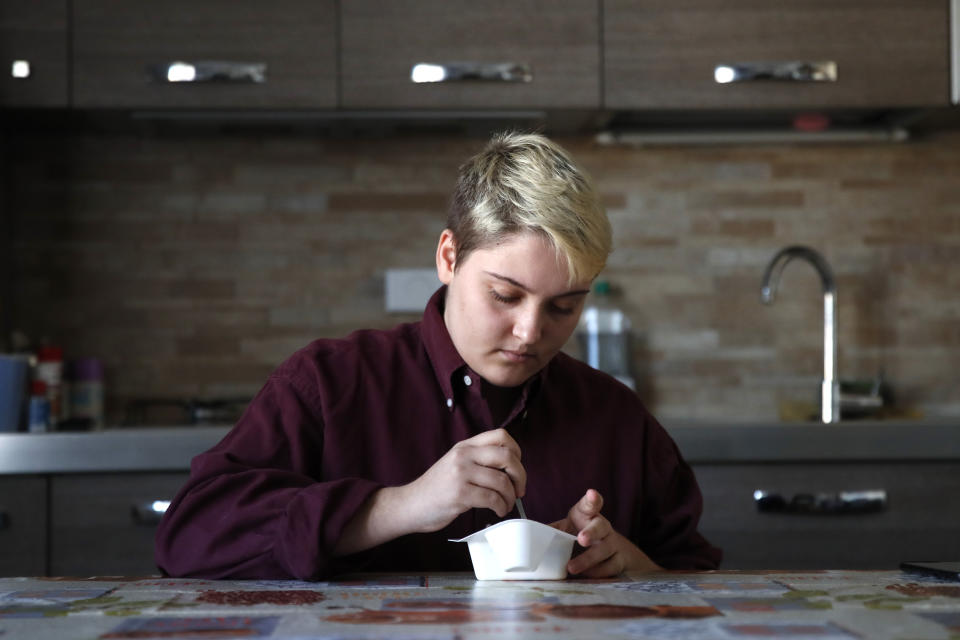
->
[[760, 246, 840, 423]]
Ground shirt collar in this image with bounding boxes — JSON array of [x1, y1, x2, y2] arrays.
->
[[421, 286, 465, 405], [420, 285, 545, 415]]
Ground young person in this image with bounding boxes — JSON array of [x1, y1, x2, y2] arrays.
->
[[155, 132, 721, 580]]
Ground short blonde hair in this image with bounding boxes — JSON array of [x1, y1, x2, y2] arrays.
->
[[447, 132, 612, 284]]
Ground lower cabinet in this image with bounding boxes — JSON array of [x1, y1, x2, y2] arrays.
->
[[5, 462, 960, 575], [0, 475, 48, 576], [693, 462, 960, 570], [49, 473, 188, 577]]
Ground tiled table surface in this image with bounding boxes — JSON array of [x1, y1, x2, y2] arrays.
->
[[1, 570, 959, 639]]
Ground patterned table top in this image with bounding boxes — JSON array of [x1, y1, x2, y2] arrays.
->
[[1, 570, 959, 639]]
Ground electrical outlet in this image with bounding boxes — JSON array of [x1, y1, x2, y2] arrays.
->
[[385, 268, 441, 313]]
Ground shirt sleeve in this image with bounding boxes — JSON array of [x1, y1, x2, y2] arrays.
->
[[635, 419, 723, 570], [154, 371, 383, 580]]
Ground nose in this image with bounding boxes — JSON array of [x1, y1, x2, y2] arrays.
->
[[512, 304, 544, 345]]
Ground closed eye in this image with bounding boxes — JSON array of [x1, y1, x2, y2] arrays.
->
[[490, 289, 518, 304]]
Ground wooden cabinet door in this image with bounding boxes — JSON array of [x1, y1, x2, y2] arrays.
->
[[341, 0, 600, 109], [73, 0, 337, 108], [0, 476, 47, 576], [50, 473, 188, 576], [0, 0, 68, 107], [694, 462, 960, 569], [605, 0, 950, 109]]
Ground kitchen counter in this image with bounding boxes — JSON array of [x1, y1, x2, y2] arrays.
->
[[1, 420, 958, 474]]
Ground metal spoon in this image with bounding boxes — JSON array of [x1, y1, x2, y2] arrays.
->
[[515, 497, 527, 519]]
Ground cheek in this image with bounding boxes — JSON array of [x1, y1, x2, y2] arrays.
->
[[463, 295, 505, 340], [548, 315, 580, 342]]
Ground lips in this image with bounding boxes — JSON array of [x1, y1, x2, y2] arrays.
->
[[500, 349, 536, 363]]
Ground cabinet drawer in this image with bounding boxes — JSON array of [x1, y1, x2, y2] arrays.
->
[[0, 476, 47, 576], [50, 473, 188, 576], [694, 463, 960, 569], [0, 0, 68, 107], [73, 0, 337, 108], [605, 0, 950, 109], [341, 0, 600, 109]]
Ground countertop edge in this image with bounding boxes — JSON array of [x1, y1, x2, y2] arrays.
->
[[0, 420, 958, 474], [666, 420, 960, 462]]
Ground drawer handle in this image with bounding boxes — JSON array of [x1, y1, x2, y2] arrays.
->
[[11, 60, 31, 79], [148, 60, 267, 84], [131, 500, 171, 526], [714, 60, 837, 84], [754, 489, 886, 515], [411, 62, 532, 84], [0, 511, 8, 530]]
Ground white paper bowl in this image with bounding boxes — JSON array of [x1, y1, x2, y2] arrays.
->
[[450, 519, 577, 580]]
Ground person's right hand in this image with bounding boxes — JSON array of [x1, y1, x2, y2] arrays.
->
[[400, 428, 526, 533]]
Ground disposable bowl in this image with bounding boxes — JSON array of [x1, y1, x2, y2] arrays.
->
[[450, 519, 577, 580]]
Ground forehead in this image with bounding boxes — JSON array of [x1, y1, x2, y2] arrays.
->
[[462, 233, 589, 293]]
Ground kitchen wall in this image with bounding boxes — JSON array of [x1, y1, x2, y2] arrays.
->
[[6, 123, 960, 424]]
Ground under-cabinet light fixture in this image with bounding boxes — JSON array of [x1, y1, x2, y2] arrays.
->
[[596, 126, 910, 147]]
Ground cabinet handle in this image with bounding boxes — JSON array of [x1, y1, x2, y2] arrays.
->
[[11, 60, 31, 79], [754, 489, 886, 515], [714, 60, 837, 84], [0, 511, 8, 530], [410, 62, 532, 84], [148, 61, 267, 84], [130, 500, 171, 526]]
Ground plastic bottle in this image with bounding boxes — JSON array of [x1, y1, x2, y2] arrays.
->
[[68, 357, 105, 429], [35, 346, 65, 428], [576, 281, 636, 390], [28, 380, 50, 433]]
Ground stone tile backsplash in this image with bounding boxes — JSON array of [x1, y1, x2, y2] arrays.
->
[[7, 128, 960, 423]]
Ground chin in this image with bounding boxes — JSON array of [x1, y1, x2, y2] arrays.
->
[[483, 365, 538, 388]]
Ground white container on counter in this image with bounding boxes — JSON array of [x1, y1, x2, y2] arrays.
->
[[36, 346, 65, 426]]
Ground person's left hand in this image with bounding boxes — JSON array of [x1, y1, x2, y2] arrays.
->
[[550, 489, 662, 578]]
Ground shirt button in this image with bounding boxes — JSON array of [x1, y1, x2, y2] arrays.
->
[[463, 375, 473, 386], [446, 398, 453, 408]]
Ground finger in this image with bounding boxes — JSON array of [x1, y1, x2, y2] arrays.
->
[[571, 550, 625, 579], [567, 540, 617, 576], [576, 515, 613, 548], [567, 489, 604, 531], [548, 518, 577, 536], [462, 428, 522, 459], [468, 466, 519, 512], [467, 446, 526, 497], [459, 482, 512, 517]]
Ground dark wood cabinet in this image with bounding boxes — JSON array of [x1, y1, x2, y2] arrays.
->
[[604, 0, 951, 110], [0, 476, 48, 576], [3, 1, 953, 113], [0, 0, 69, 107], [694, 462, 960, 569], [72, 0, 337, 109], [49, 473, 188, 576], [340, 0, 600, 109]]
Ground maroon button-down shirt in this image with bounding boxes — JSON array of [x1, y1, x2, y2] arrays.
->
[[155, 287, 721, 579]]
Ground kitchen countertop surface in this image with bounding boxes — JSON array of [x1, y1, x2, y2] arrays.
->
[[3, 570, 960, 639], [0, 420, 958, 474]]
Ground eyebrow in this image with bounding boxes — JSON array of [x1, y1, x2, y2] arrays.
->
[[484, 271, 591, 298]]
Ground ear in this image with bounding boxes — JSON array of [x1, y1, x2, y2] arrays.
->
[[435, 229, 458, 285]]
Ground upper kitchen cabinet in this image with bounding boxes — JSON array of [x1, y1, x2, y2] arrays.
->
[[72, 0, 337, 109], [604, 0, 951, 110], [0, 0, 68, 107], [341, 1, 601, 109]]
